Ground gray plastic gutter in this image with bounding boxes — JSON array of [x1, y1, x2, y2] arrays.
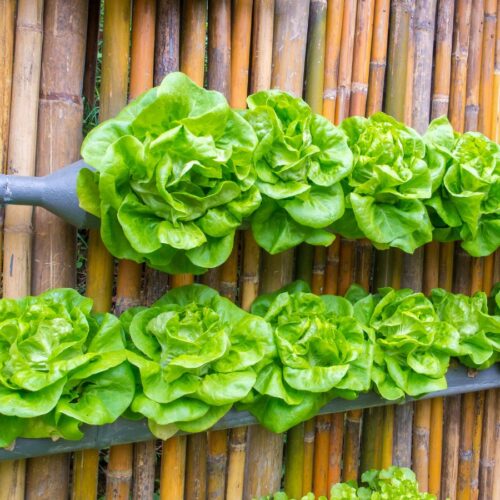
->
[[1, 364, 498, 461]]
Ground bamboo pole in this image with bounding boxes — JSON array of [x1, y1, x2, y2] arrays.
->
[[26, 2, 88, 498], [357, 0, 390, 476], [393, 1, 418, 470], [103, 5, 150, 500], [0, 0, 16, 295], [184, 3, 232, 498], [72, 1, 131, 499], [479, 0, 497, 135], [83, 0, 101, 107], [457, 4, 485, 499], [245, 2, 310, 497], [154, 0, 180, 85], [323, 0, 344, 121], [221, 3, 253, 500], [478, 390, 497, 499], [334, 0, 356, 123], [0, 2, 44, 498], [366, 0, 390, 115], [440, 2, 472, 498], [160, 4, 206, 499], [289, 2, 328, 495], [492, 2, 500, 142], [407, 0, 437, 488], [426, 2, 454, 496]]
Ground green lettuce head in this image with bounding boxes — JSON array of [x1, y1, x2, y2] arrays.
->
[[430, 288, 500, 369], [78, 72, 259, 274], [358, 466, 436, 499], [331, 113, 433, 253], [0, 289, 134, 445], [347, 286, 458, 400], [245, 281, 373, 433], [443, 132, 500, 256], [123, 284, 273, 439], [244, 90, 353, 254]]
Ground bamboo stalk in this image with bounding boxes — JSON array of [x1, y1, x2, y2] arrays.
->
[[160, 437, 187, 500], [73, 1, 131, 499], [492, 2, 500, 142], [284, 425, 305, 497], [405, 0, 437, 486], [185, 434, 207, 500], [461, 6, 487, 483], [0, 1, 44, 497], [478, 389, 497, 499], [328, 413, 344, 485], [350, 0, 375, 115], [334, 0, 357, 123], [323, 0, 344, 121], [313, 415, 331, 496], [83, 0, 101, 107], [226, 427, 247, 500], [428, 9, 449, 500], [440, 3, 472, 498], [154, 0, 181, 85], [26, 1, 88, 498], [160, 3, 206, 499], [180, 0, 207, 86], [302, 419, 316, 495], [380, 405, 394, 469], [102, 4, 148, 500], [245, 3, 310, 497], [357, 0, 390, 475], [426, 3, 455, 496], [366, 0, 390, 115], [479, 0, 497, 135]]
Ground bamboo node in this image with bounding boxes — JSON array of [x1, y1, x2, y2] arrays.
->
[[369, 60, 387, 69], [323, 88, 337, 100], [39, 92, 82, 105], [106, 469, 133, 480], [459, 449, 473, 461], [315, 420, 331, 433], [351, 82, 368, 95]]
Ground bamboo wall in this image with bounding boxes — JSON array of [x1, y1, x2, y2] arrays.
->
[[0, 0, 499, 499]]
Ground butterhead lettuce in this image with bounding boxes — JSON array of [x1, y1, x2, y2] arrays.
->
[[331, 113, 434, 253], [244, 90, 353, 254], [245, 281, 373, 433], [78, 72, 259, 274], [122, 284, 273, 439]]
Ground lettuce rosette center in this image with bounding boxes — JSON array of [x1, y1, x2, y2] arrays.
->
[[244, 90, 353, 254], [243, 281, 373, 433], [123, 284, 273, 439], [78, 72, 259, 275], [332, 113, 433, 253]]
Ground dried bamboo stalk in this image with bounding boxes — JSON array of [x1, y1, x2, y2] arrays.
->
[[323, 0, 344, 121], [284, 425, 305, 497], [478, 0, 497, 135], [406, 0, 437, 486], [302, 419, 316, 494], [334, 0, 357, 123], [0, 1, 44, 497], [366, 0, 390, 115], [426, 3, 455, 496], [161, 3, 207, 499], [350, 0, 375, 115], [358, 0, 390, 475], [245, 2, 310, 497], [180, 0, 207, 87], [185, 434, 207, 500], [381, 405, 394, 469], [26, 1, 88, 498], [492, 2, 500, 142], [83, 0, 101, 107], [478, 389, 497, 499], [0, 0, 16, 299], [328, 413, 344, 485], [154, 0, 180, 85], [73, 1, 131, 499], [160, 437, 187, 500], [226, 427, 247, 500], [313, 415, 331, 496]]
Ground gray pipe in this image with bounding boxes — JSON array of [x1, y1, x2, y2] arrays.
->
[[0, 160, 100, 229]]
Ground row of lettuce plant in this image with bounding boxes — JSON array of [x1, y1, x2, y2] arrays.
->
[[0, 282, 498, 447], [77, 72, 500, 275], [254, 466, 438, 500]]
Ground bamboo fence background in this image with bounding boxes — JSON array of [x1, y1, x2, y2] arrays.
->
[[0, 0, 499, 499]]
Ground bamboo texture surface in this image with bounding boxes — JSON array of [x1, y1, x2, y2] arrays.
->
[[0, 1, 499, 499]]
